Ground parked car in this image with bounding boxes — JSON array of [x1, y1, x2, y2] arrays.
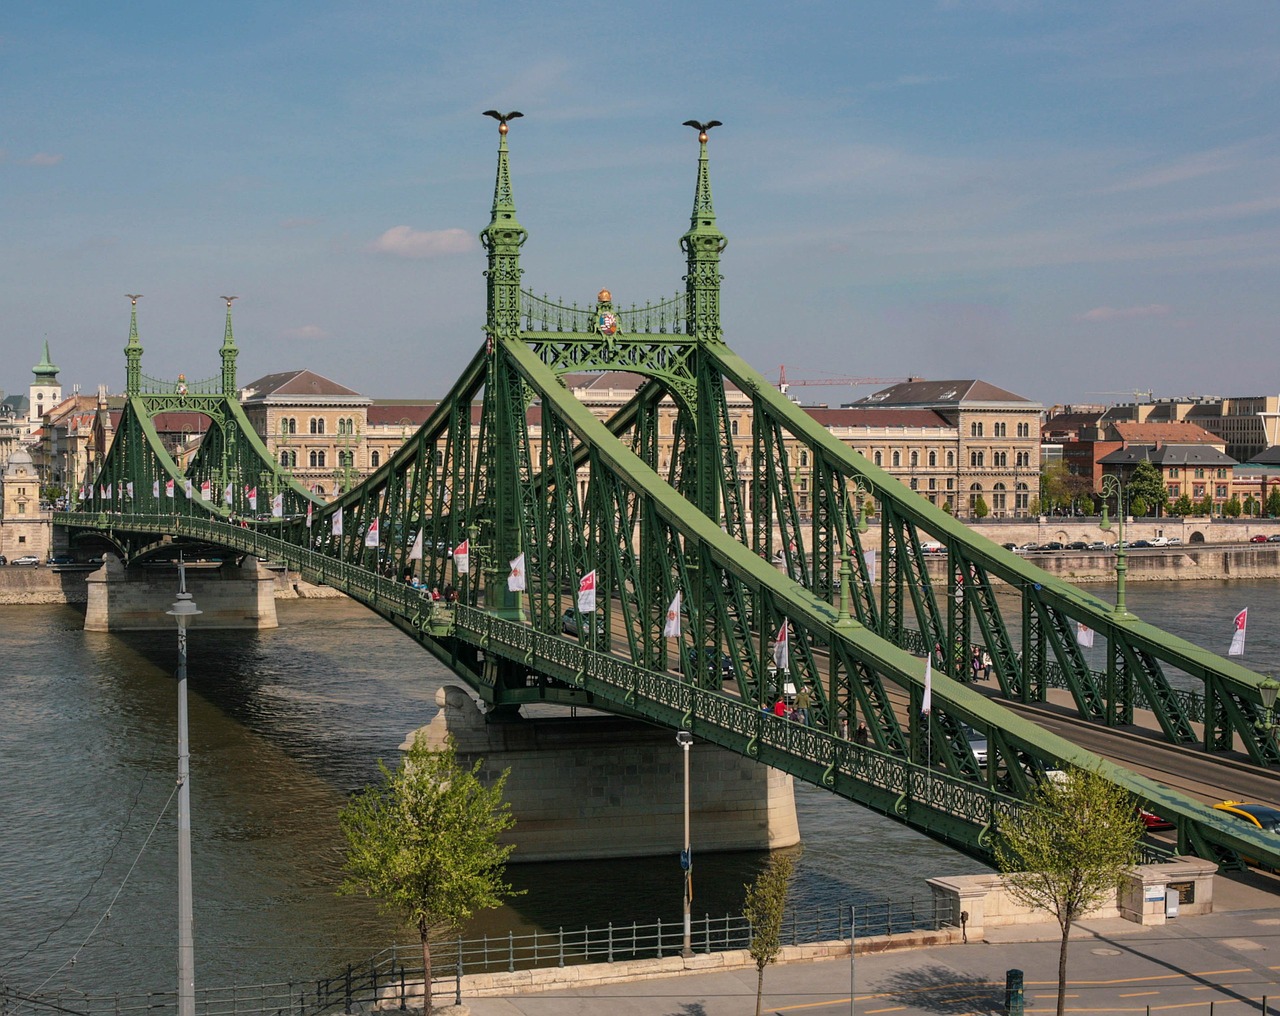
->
[[1129, 539, 1151, 548], [11, 554, 40, 566], [1065, 541, 1089, 551], [560, 608, 609, 649], [47, 554, 76, 565], [1088, 541, 1110, 550], [1269, 535, 1280, 543], [1018, 542, 1040, 553], [1148, 536, 1170, 547], [1040, 541, 1065, 551], [1139, 808, 1174, 830], [0, 555, 6, 566], [1251, 534, 1270, 543], [686, 647, 735, 680], [962, 725, 988, 766], [1167, 537, 1182, 546]]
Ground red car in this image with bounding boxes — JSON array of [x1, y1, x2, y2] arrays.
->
[[1250, 534, 1270, 543], [1139, 808, 1173, 830]]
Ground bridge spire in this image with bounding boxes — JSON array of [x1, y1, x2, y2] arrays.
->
[[220, 296, 239, 395], [479, 111, 527, 340], [124, 294, 144, 396], [680, 120, 726, 344]]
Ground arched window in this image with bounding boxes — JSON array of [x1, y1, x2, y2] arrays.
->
[[910, 451, 919, 468], [310, 418, 325, 435], [280, 419, 290, 435], [371, 451, 380, 468], [993, 482, 1007, 511], [280, 450, 296, 468], [800, 450, 808, 467], [892, 451, 901, 468], [874, 451, 882, 466], [731, 418, 739, 436], [309, 450, 327, 468], [338, 450, 354, 469], [337, 419, 347, 436], [947, 451, 955, 468], [928, 451, 936, 467]]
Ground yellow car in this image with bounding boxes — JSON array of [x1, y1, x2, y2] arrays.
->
[[1214, 801, 1280, 834]]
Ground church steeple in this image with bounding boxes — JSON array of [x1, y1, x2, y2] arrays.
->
[[32, 340, 60, 384], [220, 295, 239, 395], [479, 111, 527, 341], [124, 294, 144, 396], [28, 339, 62, 428], [680, 121, 727, 344]]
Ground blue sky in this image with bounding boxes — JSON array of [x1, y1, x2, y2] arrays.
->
[[3, 2, 1278, 409]]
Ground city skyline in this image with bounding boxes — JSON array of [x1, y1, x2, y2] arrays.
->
[[3, 3, 1278, 408]]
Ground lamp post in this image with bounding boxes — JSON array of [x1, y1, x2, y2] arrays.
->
[[1098, 474, 1130, 618], [1256, 679, 1280, 735], [167, 560, 201, 1016], [676, 730, 694, 958]]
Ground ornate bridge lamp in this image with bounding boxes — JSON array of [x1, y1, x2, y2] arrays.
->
[[675, 730, 695, 958], [835, 481, 873, 628], [166, 560, 202, 1016], [1256, 679, 1280, 738], [1098, 474, 1131, 617]]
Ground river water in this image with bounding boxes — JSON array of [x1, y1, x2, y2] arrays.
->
[[1, 580, 1276, 995]]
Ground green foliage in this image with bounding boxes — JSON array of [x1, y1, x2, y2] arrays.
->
[[744, 853, 795, 1016], [1197, 494, 1215, 516], [1129, 496, 1148, 517], [1126, 461, 1167, 516], [1267, 488, 1280, 517], [1028, 495, 1042, 515], [1041, 461, 1091, 512], [339, 733, 520, 1011], [1170, 492, 1194, 516], [1243, 495, 1257, 517], [1225, 495, 1242, 518], [942, 500, 954, 515], [1078, 496, 1094, 516], [972, 494, 989, 519], [994, 766, 1143, 1016]]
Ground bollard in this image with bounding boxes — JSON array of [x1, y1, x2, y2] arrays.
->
[[1005, 969, 1024, 1016]]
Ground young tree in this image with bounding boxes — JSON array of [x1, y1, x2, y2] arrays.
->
[[338, 734, 520, 1014], [994, 766, 1143, 1016], [1129, 495, 1148, 518], [1078, 495, 1095, 516], [1225, 495, 1242, 518], [1170, 492, 1194, 516], [1267, 488, 1280, 518], [743, 853, 795, 1016], [972, 494, 990, 519], [1126, 461, 1167, 517]]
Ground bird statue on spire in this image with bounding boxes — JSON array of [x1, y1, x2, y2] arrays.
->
[[682, 119, 722, 143], [125, 293, 143, 305], [483, 109, 524, 135]]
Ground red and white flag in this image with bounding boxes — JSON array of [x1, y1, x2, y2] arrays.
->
[[105, 483, 112, 499], [125, 482, 134, 499], [246, 486, 258, 511], [364, 517, 380, 548], [152, 480, 160, 498], [773, 620, 790, 672], [200, 480, 211, 501], [224, 483, 234, 506], [272, 492, 284, 518], [508, 552, 526, 591], [305, 502, 313, 528], [863, 549, 877, 584], [922, 656, 933, 717], [454, 539, 470, 574], [577, 569, 596, 611], [408, 530, 423, 561], [332, 508, 344, 536], [184, 479, 193, 499], [663, 591, 682, 638], [1229, 608, 1248, 657], [1076, 622, 1095, 648]]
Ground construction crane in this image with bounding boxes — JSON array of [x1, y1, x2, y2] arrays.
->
[[777, 365, 909, 396], [1088, 390, 1155, 402]]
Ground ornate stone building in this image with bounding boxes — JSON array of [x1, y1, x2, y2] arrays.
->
[[1, 448, 50, 560]]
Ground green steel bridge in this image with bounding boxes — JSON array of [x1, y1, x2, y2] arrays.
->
[[58, 117, 1280, 876]]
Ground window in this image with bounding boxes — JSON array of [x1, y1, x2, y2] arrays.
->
[[799, 450, 808, 467], [1194, 468, 1204, 479], [892, 451, 901, 468], [910, 451, 919, 468], [310, 418, 325, 435], [799, 478, 808, 491], [338, 450, 354, 469], [280, 450, 296, 468], [1168, 485, 1179, 497], [337, 418, 348, 436], [874, 451, 882, 466], [310, 450, 327, 468], [910, 478, 918, 490], [994, 422, 1006, 437], [993, 483, 1007, 511], [970, 451, 984, 468], [928, 478, 936, 490], [947, 451, 955, 468], [371, 451, 380, 467], [928, 451, 936, 467], [731, 418, 739, 436], [946, 478, 954, 490]]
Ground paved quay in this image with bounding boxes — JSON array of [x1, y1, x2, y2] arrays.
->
[[459, 874, 1280, 1016]]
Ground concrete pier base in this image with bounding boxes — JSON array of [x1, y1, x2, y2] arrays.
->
[[408, 685, 800, 862], [83, 555, 279, 631]]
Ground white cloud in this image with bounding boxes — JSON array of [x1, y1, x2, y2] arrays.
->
[[1076, 304, 1171, 323], [368, 226, 473, 259], [25, 152, 63, 166], [284, 324, 329, 340]]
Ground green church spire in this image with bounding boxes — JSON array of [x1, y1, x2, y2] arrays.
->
[[479, 111, 527, 340], [680, 121, 726, 344], [220, 295, 239, 395], [32, 339, 60, 384], [124, 294, 144, 396]]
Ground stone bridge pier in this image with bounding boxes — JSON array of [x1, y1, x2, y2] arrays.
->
[[409, 685, 801, 862], [83, 555, 278, 631]]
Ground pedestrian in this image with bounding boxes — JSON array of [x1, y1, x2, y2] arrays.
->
[[838, 715, 849, 739], [982, 650, 992, 681], [430, 586, 442, 601], [795, 685, 811, 726], [854, 722, 869, 746], [971, 648, 982, 682], [773, 697, 787, 718]]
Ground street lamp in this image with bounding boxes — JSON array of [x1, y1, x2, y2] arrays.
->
[[676, 730, 694, 958], [1098, 474, 1130, 618], [167, 560, 201, 1016], [1256, 679, 1279, 734]]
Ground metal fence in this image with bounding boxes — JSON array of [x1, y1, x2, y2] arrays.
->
[[2, 898, 955, 1016]]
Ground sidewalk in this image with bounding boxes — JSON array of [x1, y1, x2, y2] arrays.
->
[[458, 874, 1280, 1016]]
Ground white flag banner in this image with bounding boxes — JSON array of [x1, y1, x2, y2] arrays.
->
[[863, 549, 876, 584], [247, 486, 258, 512], [152, 480, 160, 498], [125, 482, 134, 499], [922, 656, 933, 716], [408, 530, 423, 561], [105, 483, 112, 499], [200, 480, 211, 501], [305, 502, 313, 528], [184, 479, 192, 499], [508, 552, 526, 591], [773, 620, 789, 672], [272, 492, 284, 518], [663, 591, 682, 638], [1229, 608, 1248, 657], [224, 483, 234, 506], [454, 539, 470, 575], [364, 518, 380, 548], [332, 509, 344, 536], [577, 569, 596, 612], [1076, 622, 1095, 648]]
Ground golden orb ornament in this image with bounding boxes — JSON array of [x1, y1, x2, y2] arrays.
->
[[499, 121, 508, 135], [598, 288, 612, 303], [699, 131, 708, 143]]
